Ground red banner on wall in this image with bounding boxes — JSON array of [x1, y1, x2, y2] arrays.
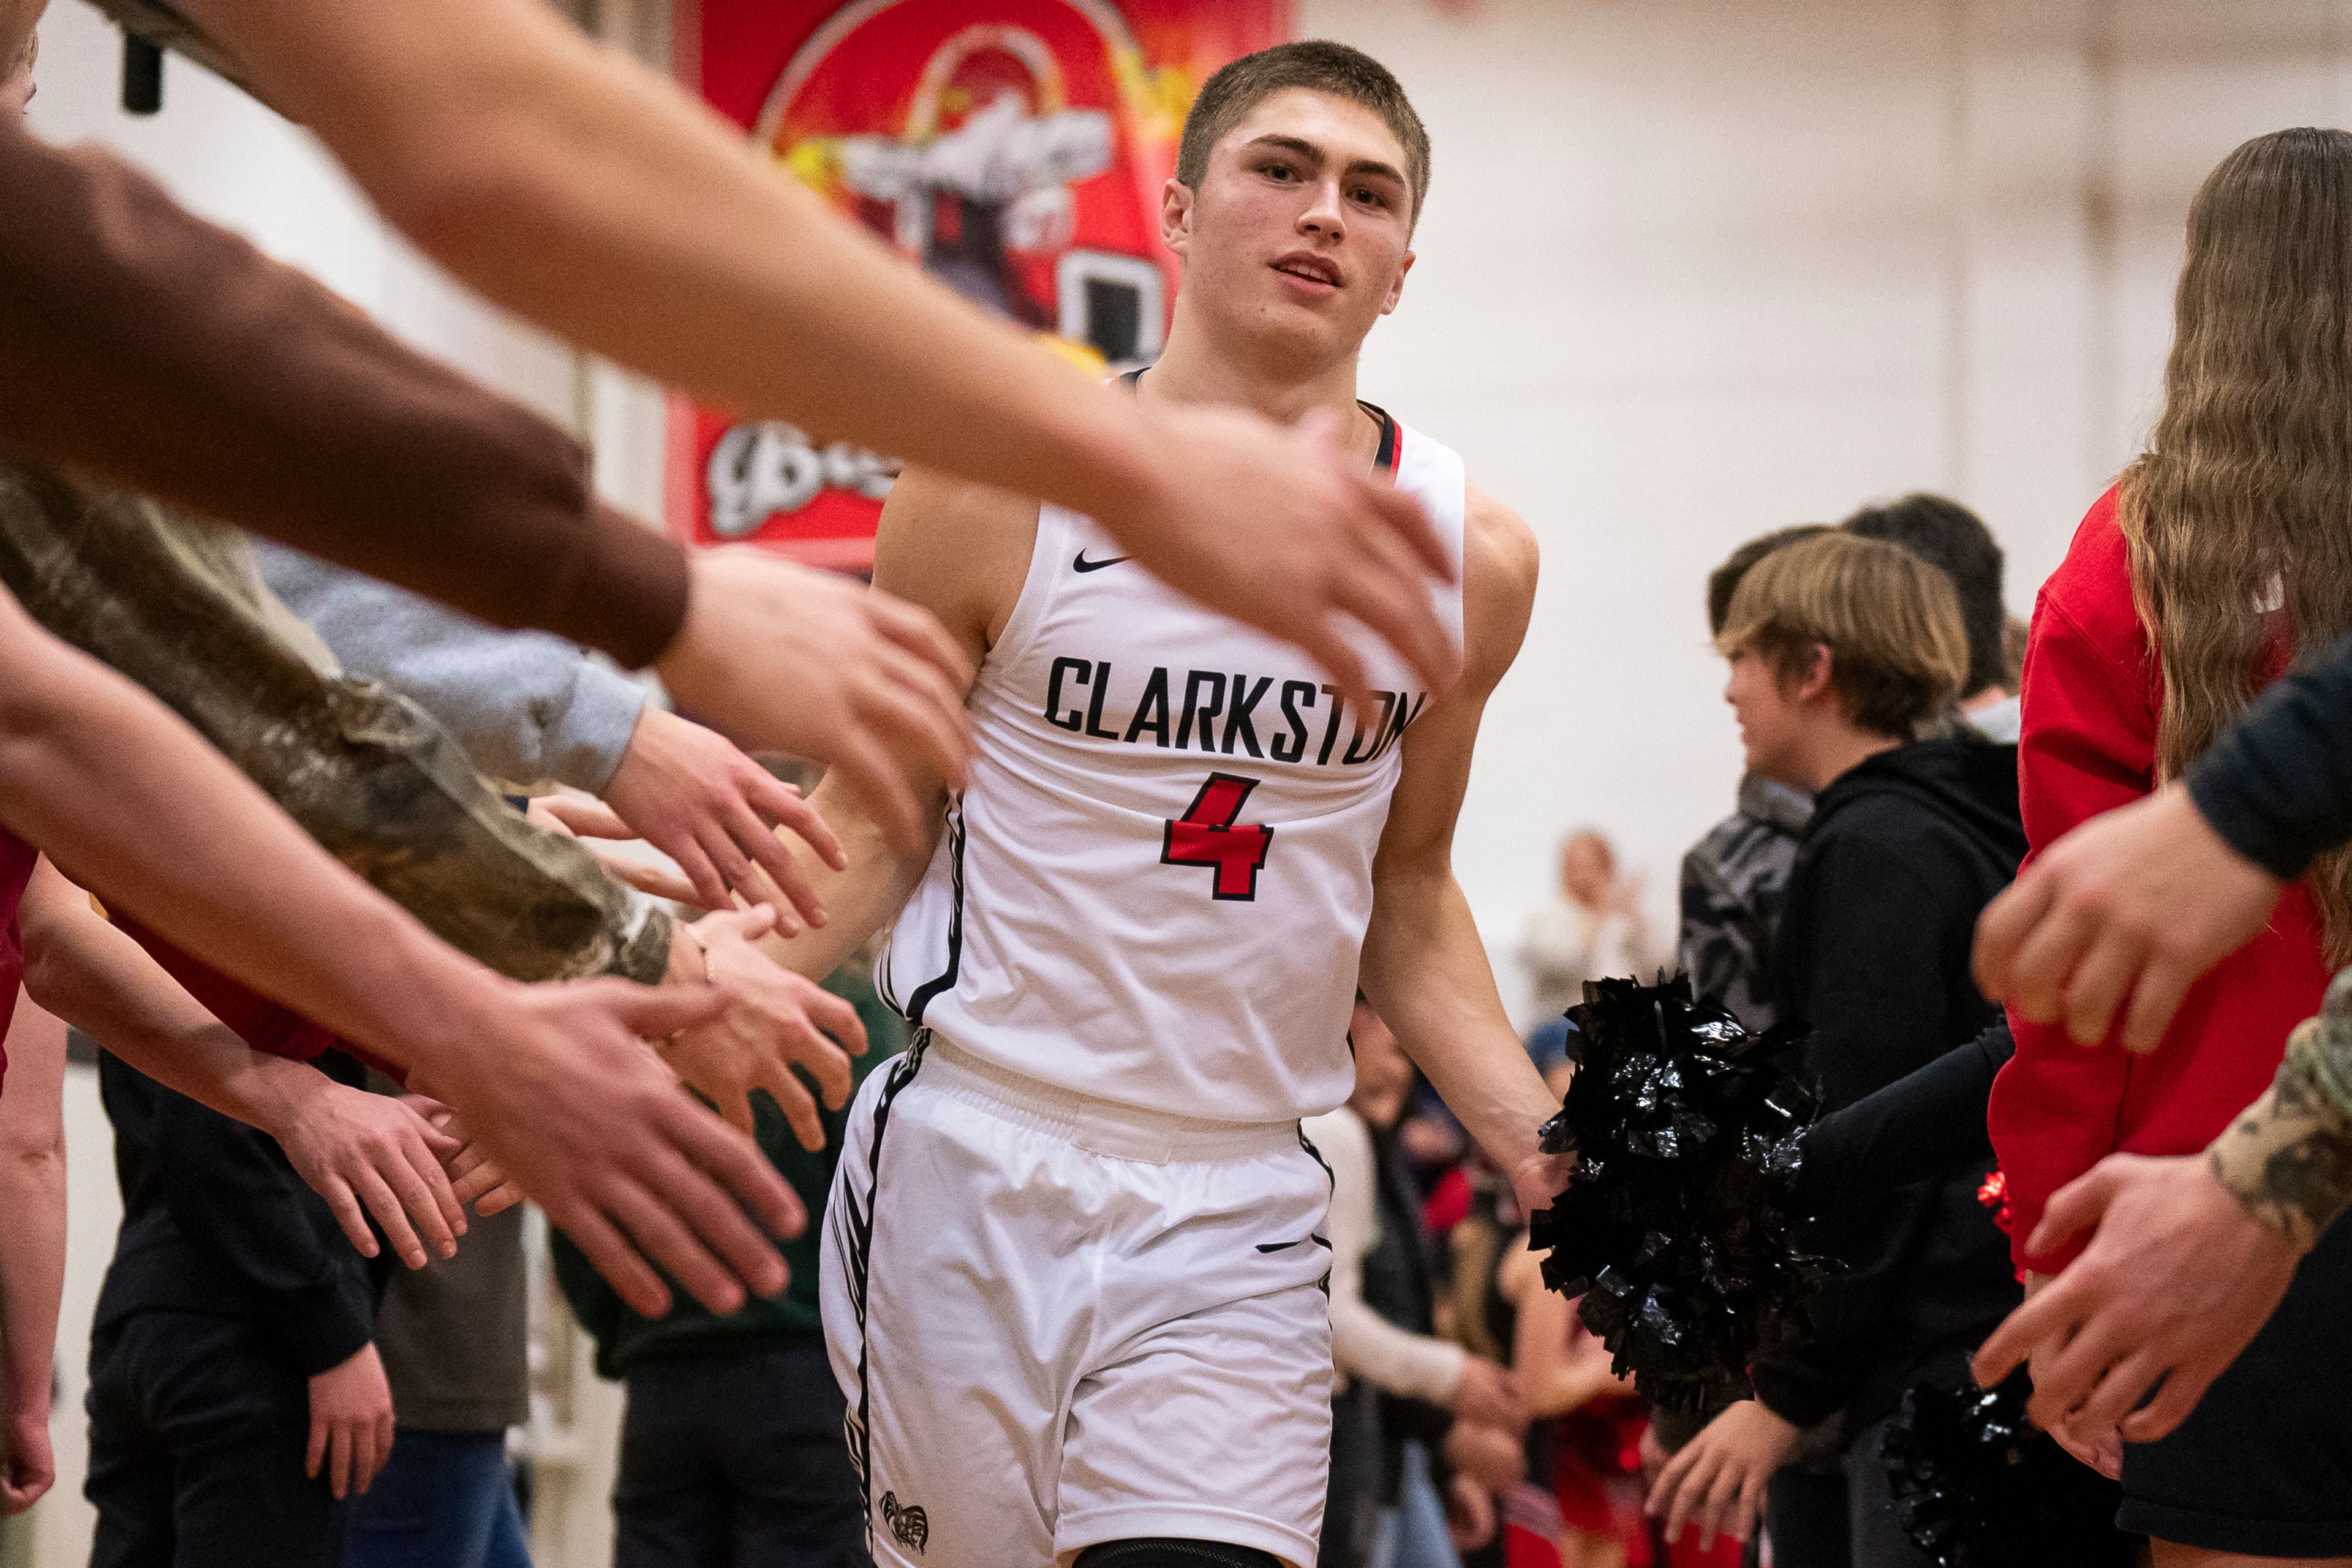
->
[[668, 0, 1290, 570]]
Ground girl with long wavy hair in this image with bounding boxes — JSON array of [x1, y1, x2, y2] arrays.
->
[[1986, 127, 2352, 1564]]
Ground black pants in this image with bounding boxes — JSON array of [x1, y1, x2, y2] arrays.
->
[[615, 1344, 865, 1568], [1319, 1385, 1383, 1568], [1765, 1461, 1852, 1568], [86, 1313, 346, 1568]]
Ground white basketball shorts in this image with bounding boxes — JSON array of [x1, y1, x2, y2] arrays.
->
[[819, 1031, 1337, 1567]]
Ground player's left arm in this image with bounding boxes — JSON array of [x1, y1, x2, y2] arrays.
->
[[1360, 487, 1567, 1215]]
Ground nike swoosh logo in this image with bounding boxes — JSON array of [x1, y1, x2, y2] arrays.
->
[[1072, 551, 1131, 573]]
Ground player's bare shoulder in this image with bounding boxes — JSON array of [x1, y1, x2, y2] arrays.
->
[[1460, 483, 1539, 693], [874, 465, 1041, 662]]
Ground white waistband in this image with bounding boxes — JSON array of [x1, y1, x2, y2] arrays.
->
[[916, 1032, 1304, 1165]]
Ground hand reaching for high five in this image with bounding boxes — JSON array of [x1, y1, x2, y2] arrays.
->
[[657, 905, 867, 1148], [655, 550, 974, 855], [1101, 402, 1462, 720], [408, 974, 805, 1320], [407, 1098, 522, 1219], [598, 705, 844, 924], [270, 1075, 469, 1270]]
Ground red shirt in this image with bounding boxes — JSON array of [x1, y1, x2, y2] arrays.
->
[[1986, 488, 2331, 1272], [0, 829, 38, 1094]]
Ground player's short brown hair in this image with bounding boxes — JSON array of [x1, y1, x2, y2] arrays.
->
[[1715, 532, 1969, 739], [1177, 41, 1431, 222]]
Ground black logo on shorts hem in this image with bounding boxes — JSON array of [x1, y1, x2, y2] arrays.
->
[[881, 1491, 930, 1554], [1072, 551, 1131, 573]]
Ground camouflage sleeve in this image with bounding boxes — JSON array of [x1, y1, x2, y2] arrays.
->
[[0, 463, 668, 986], [1677, 838, 1774, 1030], [2208, 966, 2352, 1255]]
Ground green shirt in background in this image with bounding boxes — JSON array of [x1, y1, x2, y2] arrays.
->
[[552, 964, 907, 1379]]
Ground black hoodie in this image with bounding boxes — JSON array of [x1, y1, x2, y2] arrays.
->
[[1749, 736, 2027, 1434]]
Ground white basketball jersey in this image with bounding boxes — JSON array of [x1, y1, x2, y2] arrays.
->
[[879, 405, 1468, 1124]]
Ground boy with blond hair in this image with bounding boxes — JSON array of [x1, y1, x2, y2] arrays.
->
[[1652, 532, 2028, 1566]]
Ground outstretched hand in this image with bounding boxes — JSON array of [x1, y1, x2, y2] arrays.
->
[[656, 549, 973, 856], [1973, 784, 2283, 1052], [600, 704, 845, 925], [1971, 1153, 2299, 1447], [273, 1076, 468, 1270], [527, 794, 704, 905], [1104, 401, 1462, 720], [412, 974, 805, 1320], [407, 1098, 522, 1219], [658, 905, 867, 1148]]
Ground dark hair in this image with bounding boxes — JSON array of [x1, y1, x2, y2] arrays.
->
[[1177, 41, 1431, 222], [1706, 524, 1829, 636], [1841, 494, 2006, 697]]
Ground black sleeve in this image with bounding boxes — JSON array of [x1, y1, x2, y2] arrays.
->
[[2185, 629, 2352, 880], [1378, 1392, 1454, 1452], [146, 1071, 374, 1377], [1796, 1020, 2013, 1201], [1751, 834, 1964, 1427], [1781, 834, 1958, 1113]]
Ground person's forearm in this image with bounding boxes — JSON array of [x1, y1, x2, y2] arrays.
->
[[21, 864, 362, 1137], [0, 123, 685, 667], [0, 1001, 66, 1438], [189, 0, 1175, 532], [1363, 868, 1557, 1172], [0, 477, 666, 986], [0, 601, 500, 1084], [2185, 629, 2352, 880]]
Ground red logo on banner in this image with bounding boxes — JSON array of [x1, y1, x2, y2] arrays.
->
[[670, 0, 1287, 570]]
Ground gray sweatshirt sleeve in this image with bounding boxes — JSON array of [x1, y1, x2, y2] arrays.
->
[[254, 540, 647, 793]]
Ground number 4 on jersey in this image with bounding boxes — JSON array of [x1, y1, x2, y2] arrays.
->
[[1162, 774, 1273, 901]]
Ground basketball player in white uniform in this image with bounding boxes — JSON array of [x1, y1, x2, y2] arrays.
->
[[759, 42, 1566, 1568]]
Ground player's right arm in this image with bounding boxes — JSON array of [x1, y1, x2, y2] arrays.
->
[[753, 467, 1036, 984]]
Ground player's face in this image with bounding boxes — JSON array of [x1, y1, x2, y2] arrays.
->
[[1722, 646, 1812, 789], [1164, 88, 1416, 363]]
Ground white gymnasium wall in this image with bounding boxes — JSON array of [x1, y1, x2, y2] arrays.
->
[[13, 2, 2352, 1565], [1300, 0, 2352, 1017]]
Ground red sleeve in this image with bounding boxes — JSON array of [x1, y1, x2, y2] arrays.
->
[[107, 910, 402, 1083], [1986, 494, 2154, 1273]]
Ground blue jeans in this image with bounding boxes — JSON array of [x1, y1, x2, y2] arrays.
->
[[1370, 1442, 1460, 1568], [345, 1428, 530, 1568]]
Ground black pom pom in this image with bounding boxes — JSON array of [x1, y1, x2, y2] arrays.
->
[[1881, 1374, 2136, 1567], [1528, 974, 1825, 1412]]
